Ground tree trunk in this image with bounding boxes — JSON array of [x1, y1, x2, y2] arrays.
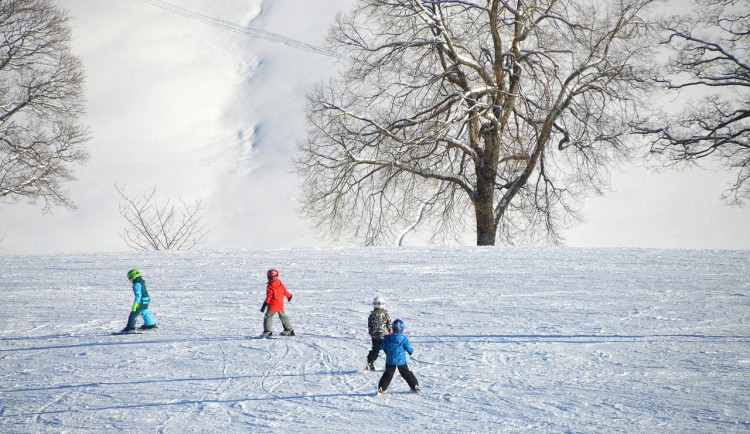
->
[[475, 205, 497, 245], [475, 160, 497, 246]]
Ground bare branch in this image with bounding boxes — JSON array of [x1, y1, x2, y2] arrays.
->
[[0, 0, 89, 212], [642, 0, 750, 204], [115, 185, 207, 251], [299, 0, 660, 245]]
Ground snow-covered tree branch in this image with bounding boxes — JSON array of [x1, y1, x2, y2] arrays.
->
[[298, 0, 659, 245]]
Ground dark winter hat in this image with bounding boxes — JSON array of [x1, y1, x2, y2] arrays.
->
[[393, 319, 404, 333]]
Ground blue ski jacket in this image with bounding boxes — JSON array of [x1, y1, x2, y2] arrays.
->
[[132, 276, 150, 305], [379, 331, 413, 366]]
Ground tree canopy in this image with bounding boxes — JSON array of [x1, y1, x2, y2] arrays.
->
[[645, 0, 750, 205], [0, 0, 88, 211], [298, 0, 659, 246]]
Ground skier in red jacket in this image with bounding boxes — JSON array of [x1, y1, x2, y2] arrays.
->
[[260, 269, 295, 337]]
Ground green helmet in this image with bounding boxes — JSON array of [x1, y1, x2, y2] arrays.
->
[[127, 269, 141, 281]]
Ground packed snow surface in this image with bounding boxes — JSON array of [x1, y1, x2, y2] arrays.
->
[[1, 247, 749, 432]]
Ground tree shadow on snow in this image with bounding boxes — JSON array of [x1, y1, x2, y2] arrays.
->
[[411, 333, 750, 344], [0, 334, 253, 352], [11, 392, 378, 417], [4, 370, 362, 394]]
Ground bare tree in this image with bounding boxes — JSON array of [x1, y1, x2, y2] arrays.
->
[[116, 185, 207, 251], [297, 0, 659, 246], [643, 0, 749, 205], [0, 0, 89, 211]]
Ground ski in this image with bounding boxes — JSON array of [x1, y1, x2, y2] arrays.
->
[[374, 388, 420, 396], [249, 331, 296, 339], [112, 325, 157, 335]]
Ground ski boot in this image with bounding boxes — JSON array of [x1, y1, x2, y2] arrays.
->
[[280, 329, 295, 336]]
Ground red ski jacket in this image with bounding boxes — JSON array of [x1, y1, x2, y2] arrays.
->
[[264, 278, 291, 312]]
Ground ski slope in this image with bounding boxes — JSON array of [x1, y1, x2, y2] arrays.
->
[[1, 247, 749, 432]]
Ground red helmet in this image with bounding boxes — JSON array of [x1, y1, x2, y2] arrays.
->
[[267, 269, 279, 279]]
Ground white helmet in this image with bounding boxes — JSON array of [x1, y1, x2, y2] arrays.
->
[[373, 296, 385, 309]]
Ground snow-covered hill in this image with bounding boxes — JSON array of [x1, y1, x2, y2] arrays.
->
[[2, 247, 749, 431], [0, 0, 749, 255], [0, 0, 354, 254]]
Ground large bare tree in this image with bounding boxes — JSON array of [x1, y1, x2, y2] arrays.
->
[[298, 0, 659, 246], [0, 0, 88, 211], [644, 0, 749, 205]]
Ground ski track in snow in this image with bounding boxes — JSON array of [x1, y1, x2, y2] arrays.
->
[[1, 247, 749, 432]]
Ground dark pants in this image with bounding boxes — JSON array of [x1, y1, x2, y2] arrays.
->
[[378, 363, 419, 392], [367, 337, 384, 364]]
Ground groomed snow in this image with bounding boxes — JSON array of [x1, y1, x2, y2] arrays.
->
[[1, 247, 749, 431]]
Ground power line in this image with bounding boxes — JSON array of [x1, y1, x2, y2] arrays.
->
[[138, 0, 347, 60]]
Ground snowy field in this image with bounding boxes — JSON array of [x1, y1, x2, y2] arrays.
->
[[1, 247, 749, 432]]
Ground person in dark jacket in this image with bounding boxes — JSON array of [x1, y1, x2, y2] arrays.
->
[[378, 319, 419, 394], [260, 269, 294, 337], [367, 296, 391, 371], [121, 269, 156, 332]]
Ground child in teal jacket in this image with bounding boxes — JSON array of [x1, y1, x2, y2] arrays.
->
[[122, 269, 156, 332]]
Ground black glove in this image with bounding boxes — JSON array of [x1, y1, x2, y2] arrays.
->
[[287, 295, 292, 302], [260, 302, 268, 313]]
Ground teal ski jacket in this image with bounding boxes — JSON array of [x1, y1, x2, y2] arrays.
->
[[132, 276, 150, 305]]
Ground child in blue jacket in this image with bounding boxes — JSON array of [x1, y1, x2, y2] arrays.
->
[[121, 269, 156, 332], [378, 319, 419, 394]]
